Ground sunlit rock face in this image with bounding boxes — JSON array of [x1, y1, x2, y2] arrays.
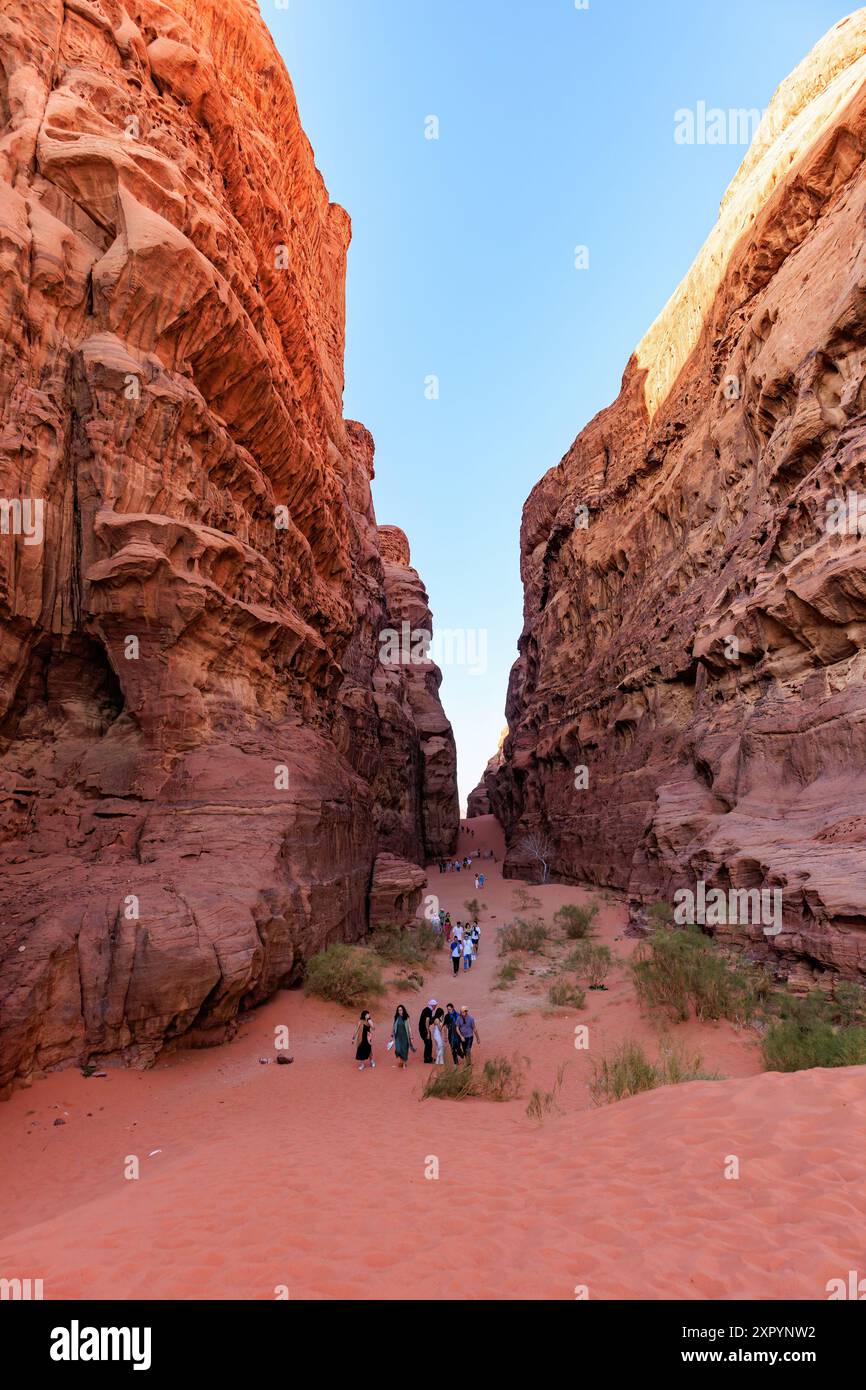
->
[[489, 14, 866, 981], [468, 727, 507, 817], [0, 0, 456, 1093]]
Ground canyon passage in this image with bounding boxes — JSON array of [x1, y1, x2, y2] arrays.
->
[[1, 0, 866, 1305]]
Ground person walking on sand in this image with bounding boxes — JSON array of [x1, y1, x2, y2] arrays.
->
[[462, 932, 473, 971], [450, 934, 462, 976], [353, 1010, 375, 1070], [419, 999, 437, 1064], [431, 1007, 446, 1066], [390, 1004, 415, 1069], [444, 1003, 464, 1063], [471, 921, 480, 955], [455, 1006, 480, 1060]]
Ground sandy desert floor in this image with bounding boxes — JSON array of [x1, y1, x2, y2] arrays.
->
[[1, 816, 864, 1300]]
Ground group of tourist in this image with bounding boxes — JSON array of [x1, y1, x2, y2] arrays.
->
[[436, 850, 496, 874], [353, 1001, 480, 1071], [449, 920, 481, 973], [352, 828, 491, 1074]]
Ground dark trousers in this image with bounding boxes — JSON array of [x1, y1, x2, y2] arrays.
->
[[461, 1037, 474, 1060], [452, 955, 460, 974], [423, 1035, 433, 1063], [449, 1036, 463, 1064]]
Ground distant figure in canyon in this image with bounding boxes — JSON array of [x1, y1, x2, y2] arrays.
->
[[353, 1011, 375, 1071], [390, 1005, 415, 1069]]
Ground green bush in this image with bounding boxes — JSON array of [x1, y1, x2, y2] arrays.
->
[[548, 979, 586, 1009], [554, 902, 599, 939], [304, 943, 384, 1007], [762, 990, 866, 1071], [631, 928, 759, 1023], [423, 1054, 525, 1102], [494, 960, 520, 989], [830, 980, 866, 1026], [369, 921, 441, 965], [499, 917, 549, 955], [589, 1039, 719, 1105], [647, 901, 674, 927], [566, 942, 612, 988]]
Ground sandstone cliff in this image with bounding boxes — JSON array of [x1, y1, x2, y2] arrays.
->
[[468, 726, 507, 817], [0, 0, 457, 1094], [489, 13, 866, 981]]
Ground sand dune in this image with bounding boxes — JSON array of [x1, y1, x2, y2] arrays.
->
[[1, 817, 863, 1300]]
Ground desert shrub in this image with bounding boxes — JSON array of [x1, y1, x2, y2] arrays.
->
[[418, 920, 444, 954], [369, 921, 441, 965], [647, 901, 674, 927], [499, 918, 549, 955], [513, 886, 542, 913], [589, 1039, 718, 1105], [494, 960, 520, 989], [422, 1063, 477, 1100], [479, 1054, 525, 1101], [762, 991, 866, 1071], [554, 902, 599, 939], [394, 969, 424, 992], [548, 979, 586, 1009], [830, 980, 866, 1026], [464, 898, 486, 920], [423, 1054, 525, 1102], [584, 946, 612, 989], [527, 1063, 568, 1122], [566, 942, 612, 988], [304, 943, 384, 1007], [631, 928, 758, 1023]]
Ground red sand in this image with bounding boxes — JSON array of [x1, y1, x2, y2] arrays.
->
[[1, 817, 864, 1300]]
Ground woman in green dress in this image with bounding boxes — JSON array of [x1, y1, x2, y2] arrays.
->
[[391, 1004, 415, 1069]]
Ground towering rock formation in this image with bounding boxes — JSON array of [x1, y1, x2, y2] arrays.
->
[[489, 13, 866, 980], [0, 0, 457, 1094]]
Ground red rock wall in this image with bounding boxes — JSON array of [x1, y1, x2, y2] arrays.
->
[[489, 16, 866, 981], [0, 0, 457, 1093]]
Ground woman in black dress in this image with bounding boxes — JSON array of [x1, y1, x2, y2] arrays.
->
[[353, 1010, 375, 1070]]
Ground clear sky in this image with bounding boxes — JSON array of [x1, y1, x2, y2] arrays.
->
[[264, 0, 856, 808]]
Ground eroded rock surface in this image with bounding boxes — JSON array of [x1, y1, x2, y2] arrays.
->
[[369, 853, 427, 929], [488, 15, 866, 980], [0, 0, 455, 1093]]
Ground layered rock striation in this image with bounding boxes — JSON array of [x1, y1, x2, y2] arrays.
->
[[488, 14, 866, 979], [0, 0, 456, 1093]]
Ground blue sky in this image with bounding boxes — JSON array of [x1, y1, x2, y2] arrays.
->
[[264, 0, 855, 807]]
